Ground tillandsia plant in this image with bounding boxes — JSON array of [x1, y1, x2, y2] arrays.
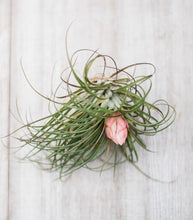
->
[[12, 39, 176, 178]]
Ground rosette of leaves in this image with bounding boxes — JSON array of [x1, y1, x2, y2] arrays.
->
[[14, 46, 175, 178]]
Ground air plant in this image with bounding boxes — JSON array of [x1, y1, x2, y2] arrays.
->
[[12, 39, 175, 179]]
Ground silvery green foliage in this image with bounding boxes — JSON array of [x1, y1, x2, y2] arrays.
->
[[100, 89, 122, 110]]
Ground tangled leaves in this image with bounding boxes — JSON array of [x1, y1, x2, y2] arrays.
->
[[13, 45, 175, 178]]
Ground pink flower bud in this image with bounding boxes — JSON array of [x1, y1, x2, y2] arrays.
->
[[105, 112, 129, 146]]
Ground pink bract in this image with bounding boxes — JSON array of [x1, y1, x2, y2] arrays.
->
[[105, 112, 128, 146]]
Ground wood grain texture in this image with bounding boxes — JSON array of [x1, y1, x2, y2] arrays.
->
[[0, 0, 11, 219], [0, 0, 193, 219]]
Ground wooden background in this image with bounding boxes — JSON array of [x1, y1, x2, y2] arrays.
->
[[0, 0, 192, 219]]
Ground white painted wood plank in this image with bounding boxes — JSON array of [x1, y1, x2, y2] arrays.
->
[[9, 1, 55, 219], [9, 1, 125, 219], [7, 0, 193, 220], [0, 1, 10, 219], [116, 0, 193, 219]]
